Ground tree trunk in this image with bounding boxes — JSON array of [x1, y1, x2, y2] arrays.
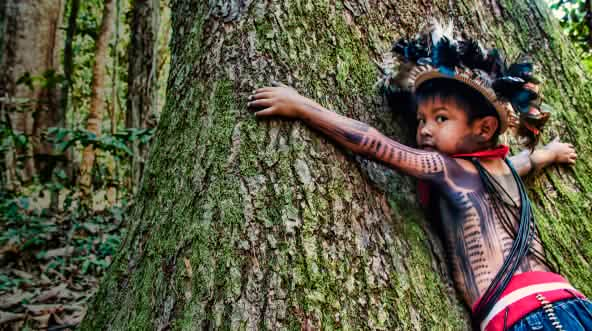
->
[[0, 0, 65, 186], [60, 0, 80, 126], [83, 0, 592, 329], [78, 0, 116, 195], [126, 0, 160, 191]]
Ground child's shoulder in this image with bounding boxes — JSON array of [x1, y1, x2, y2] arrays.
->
[[449, 156, 511, 177]]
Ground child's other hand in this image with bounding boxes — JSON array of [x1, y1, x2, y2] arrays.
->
[[247, 81, 313, 119], [545, 137, 577, 165]]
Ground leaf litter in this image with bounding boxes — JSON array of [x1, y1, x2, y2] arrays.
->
[[0, 197, 127, 330]]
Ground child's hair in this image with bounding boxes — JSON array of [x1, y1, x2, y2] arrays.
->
[[415, 78, 501, 144]]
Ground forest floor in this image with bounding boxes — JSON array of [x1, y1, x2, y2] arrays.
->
[[0, 188, 127, 330]]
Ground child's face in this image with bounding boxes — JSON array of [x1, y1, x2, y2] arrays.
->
[[416, 96, 484, 155]]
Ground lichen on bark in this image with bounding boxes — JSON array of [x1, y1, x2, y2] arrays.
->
[[82, 1, 591, 330]]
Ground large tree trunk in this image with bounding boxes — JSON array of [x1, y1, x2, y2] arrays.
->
[[126, 0, 160, 191], [83, 0, 592, 329], [78, 0, 116, 195], [0, 0, 65, 187]]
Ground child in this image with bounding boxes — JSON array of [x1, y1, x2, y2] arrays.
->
[[247, 24, 591, 331]]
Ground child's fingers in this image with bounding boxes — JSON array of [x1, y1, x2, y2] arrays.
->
[[254, 87, 276, 94], [254, 107, 276, 117], [249, 92, 274, 101], [248, 99, 273, 108], [271, 81, 289, 88]]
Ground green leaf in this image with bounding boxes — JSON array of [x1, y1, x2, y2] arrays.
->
[[55, 169, 67, 180], [15, 134, 27, 147], [18, 197, 29, 210]]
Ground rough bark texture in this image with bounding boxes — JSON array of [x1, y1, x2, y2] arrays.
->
[[126, 0, 161, 190], [79, 0, 116, 193], [83, 0, 592, 330], [0, 0, 65, 185]]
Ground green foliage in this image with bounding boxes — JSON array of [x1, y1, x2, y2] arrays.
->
[[16, 70, 65, 91], [46, 127, 155, 158], [549, 0, 592, 70]]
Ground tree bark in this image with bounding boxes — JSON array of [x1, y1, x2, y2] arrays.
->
[[126, 0, 161, 191], [83, 0, 592, 329], [0, 0, 65, 186], [78, 0, 116, 194]]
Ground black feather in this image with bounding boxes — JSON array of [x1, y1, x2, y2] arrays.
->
[[492, 76, 525, 99], [483, 49, 506, 77], [432, 37, 460, 75], [459, 39, 487, 69], [506, 56, 541, 83], [392, 38, 428, 62]]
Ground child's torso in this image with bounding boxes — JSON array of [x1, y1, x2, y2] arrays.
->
[[436, 158, 550, 307]]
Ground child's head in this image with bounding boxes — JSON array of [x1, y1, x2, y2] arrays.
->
[[415, 78, 500, 155]]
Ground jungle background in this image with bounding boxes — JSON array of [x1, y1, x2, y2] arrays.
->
[[0, 0, 590, 329]]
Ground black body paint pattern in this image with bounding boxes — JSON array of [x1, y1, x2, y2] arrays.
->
[[301, 110, 552, 306]]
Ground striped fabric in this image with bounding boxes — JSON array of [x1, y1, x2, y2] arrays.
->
[[471, 272, 586, 331]]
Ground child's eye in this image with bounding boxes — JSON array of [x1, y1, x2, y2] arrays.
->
[[436, 116, 447, 123], [417, 118, 425, 125]]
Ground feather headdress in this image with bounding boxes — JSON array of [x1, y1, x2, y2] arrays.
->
[[382, 20, 551, 148]]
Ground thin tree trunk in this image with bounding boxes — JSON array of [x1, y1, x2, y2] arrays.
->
[[83, 0, 592, 329], [126, 0, 160, 191], [78, 0, 116, 195], [0, 0, 65, 186], [60, 0, 79, 121]]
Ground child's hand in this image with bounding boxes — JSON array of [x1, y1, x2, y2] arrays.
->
[[545, 137, 577, 165], [247, 81, 314, 119]]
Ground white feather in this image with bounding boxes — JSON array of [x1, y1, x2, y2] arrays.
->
[[429, 19, 454, 45]]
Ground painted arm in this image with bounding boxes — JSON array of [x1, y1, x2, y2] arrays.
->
[[509, 138, 577, 176], [247, 83, 448, 181]]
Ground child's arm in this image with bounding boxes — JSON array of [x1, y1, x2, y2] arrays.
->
[[248, 84, 451, 181], [509, 138, 577, 176]]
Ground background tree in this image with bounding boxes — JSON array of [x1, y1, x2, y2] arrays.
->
[[126, 0, 161, 189], [0, 0, 65, 188], [82, 0, 592, 329], [78, 0, 116, 196], [550, 0, 592, 70]]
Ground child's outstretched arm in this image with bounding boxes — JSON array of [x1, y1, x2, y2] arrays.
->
[[248, 83, 450, 182], [509, 138, 577, 176]]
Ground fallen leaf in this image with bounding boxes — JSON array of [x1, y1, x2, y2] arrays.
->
[[34, 284, 81, 303], [0, 310, 25, 324], [40, 273, 52, 286], [10, 269, 33, 279], [42, 246, 74, 259], [24, 303, 64, 315], [53, 311, 65, 325], [31, 313, 50, 328], [0, 243, 19, 256], [60, 307, 86, 326], [82, 222, 100, 234], [0, 291, 33, 309], [62, 304, 84, 312]]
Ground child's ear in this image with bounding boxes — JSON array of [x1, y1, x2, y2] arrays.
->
[[475, 116, 499, 141]]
